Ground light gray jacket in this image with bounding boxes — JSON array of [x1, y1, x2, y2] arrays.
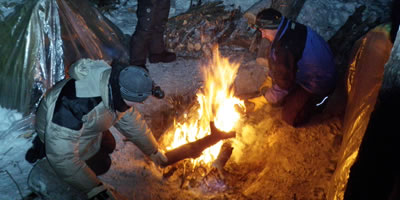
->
[[35, 59, 158, 193]]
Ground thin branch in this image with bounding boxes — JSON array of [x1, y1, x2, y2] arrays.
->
[[2, 147, 13, 156], [0, 170, 24, 200]]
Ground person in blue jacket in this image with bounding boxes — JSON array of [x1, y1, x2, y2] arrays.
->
[[252, 8, 337, 127]]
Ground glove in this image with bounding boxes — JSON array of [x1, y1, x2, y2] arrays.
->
[[87, 183, 127, 200], [263, 84, 288, 105], [149, 149, 168, 166]]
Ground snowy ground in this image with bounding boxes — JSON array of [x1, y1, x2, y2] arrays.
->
[[0, 108, 35, 200]]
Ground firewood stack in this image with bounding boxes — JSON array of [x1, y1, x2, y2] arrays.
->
[[165, 1, 242, 59], [164, 0, 306, 61]]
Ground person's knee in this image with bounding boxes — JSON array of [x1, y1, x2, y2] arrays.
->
[[281, 110, 296, 126], [25, 135, 46, 163], [86, 152, 112, 176], [281, 107, 311, 127], [94, 154, 111, 176], [101, 130, 116, 154]]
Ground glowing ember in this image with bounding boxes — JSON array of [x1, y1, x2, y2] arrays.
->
[[161, 46, 244, 167]]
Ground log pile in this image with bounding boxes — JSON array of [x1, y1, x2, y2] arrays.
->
[[165, 1, 243, 58]]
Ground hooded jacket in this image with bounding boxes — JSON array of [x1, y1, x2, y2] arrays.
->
[[265, 16, 337, 103], [35, 59, 159, 193]]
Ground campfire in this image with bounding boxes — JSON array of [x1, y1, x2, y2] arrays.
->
[[160, 45, 245, 169]]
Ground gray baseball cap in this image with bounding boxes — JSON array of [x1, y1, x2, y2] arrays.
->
[[119, 66, 153, 102]]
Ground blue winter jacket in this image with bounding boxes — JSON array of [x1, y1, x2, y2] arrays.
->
[[265, 17, 337, 103]]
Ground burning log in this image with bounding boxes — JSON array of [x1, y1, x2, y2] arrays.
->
[[212, 141, 233, 179], [213, 141, 233, 169], [161, 122, 236, 167]]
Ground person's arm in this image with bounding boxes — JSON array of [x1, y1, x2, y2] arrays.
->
[[265, 46, 296, 103], [269, 46, 296, 90], [114, 107, 167, 165]]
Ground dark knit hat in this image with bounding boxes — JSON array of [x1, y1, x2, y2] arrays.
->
[[119, 66, 153, 102], [255, 8, 282, 29]]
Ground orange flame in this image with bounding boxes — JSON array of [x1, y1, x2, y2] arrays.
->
[[161, 46, 244, 167]]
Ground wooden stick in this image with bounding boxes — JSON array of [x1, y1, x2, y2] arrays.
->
[[0, 170, 23, 200], [162, 122, 236, 167]]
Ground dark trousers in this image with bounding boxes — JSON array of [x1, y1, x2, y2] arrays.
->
[[281, 85, 326, 127], [129, 0, 170, 65], [85, 130, 116, 176], [26, 130, 115, 176], [25, 136, 46, 163]]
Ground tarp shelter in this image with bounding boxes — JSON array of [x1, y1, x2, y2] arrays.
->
[[337, 25, 400, 199], [0, 0, 128, 114], [327, 24, 396, 199]]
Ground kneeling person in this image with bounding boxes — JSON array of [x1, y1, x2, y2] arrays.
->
[[27, 59, 167, 199], [252, 8, 337, 127]]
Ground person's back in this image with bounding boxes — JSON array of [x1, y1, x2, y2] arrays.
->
[[35, 59, 121, 161]]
